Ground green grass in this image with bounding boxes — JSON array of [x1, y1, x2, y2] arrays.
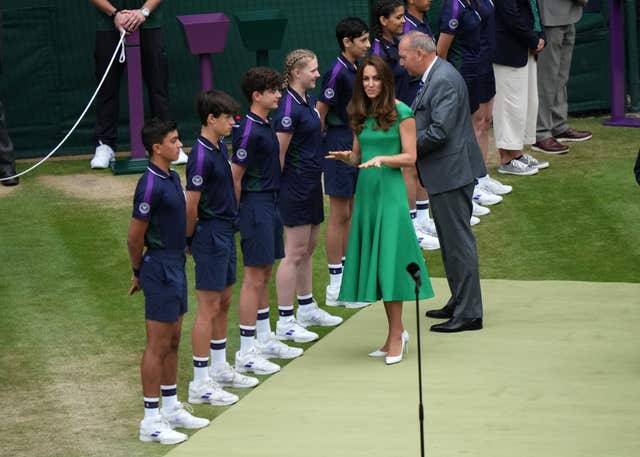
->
[[0, 117, 638, 457]]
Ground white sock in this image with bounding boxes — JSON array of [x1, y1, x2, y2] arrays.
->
[[297, 294, 315, 313], [143, 397, 160, 420], [239, 325, 256, 354], [328, 264, 343, 288], [256, 308, 272, 341], [209, 339, 227, 370], [161, 385, 178, 411], [278, 305, 294, 322], [416, 200, 430, 222], [193, 356, 209, 382]]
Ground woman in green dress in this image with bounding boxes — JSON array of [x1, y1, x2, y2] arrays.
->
[[326, 55, 434, 365]]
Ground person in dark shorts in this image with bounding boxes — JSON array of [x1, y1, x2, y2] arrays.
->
[[231, 67, 303, 373], [273, 49, 343, 343], [316, 17, 371, 309], [128, 118, 208, 444], [185, 91, 252, 406]]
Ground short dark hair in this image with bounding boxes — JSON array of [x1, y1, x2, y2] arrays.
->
[[141, 118, 178, 155], [197, 90, 240, 126], [240, 67, 283, 103], [336, 17, 369, 51]]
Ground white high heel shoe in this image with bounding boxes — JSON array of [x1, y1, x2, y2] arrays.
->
[[385, 334, 409, 365], [368, 330, 409, 357]]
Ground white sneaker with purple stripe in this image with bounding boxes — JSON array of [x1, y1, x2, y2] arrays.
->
[[139, 416, 187, 444], [276, 317, 319, 342], [161, 403, 209, 429], [188, 378, 238, 406], [234, 348, 281, 375], [296, 305, 343, 327], [255, 332, 304, 359], [210, 361, 259, 388]]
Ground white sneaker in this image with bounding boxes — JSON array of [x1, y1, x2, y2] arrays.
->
[[473, 185, 503, 206], [161, 403, 210, 430], [472, 201, 491, 217], [210, 361, 259, 388], [470, 216, 481, 226], [325, 284, 370, 309], [478, 175, 512, 195], [276, 317, 319, 342], [171, 148, 189, 165], [139, 416, 187, 444], [188, 378, 238, 406], [419, 232, 440, 250], [417, 217, 438, 237], [90, 141, 114, 169], [518, 153, 549, 170], [255, 333, 304, 359], [296, 305, 343, 327], [234, 348, 281, 375]]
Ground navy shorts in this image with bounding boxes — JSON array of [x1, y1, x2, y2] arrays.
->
[[278, 177, 324, 227], [463, 75, 480, 115], [140, 250, 188, 322], [323, 127, 358, 198], [192, 219, 237, 291], [478, 70, 496, 104], [239, 192, 284, 266]]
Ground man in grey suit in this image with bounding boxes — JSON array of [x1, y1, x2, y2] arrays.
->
[[399, 31, 485, 333], [532, 0, 592, 154]]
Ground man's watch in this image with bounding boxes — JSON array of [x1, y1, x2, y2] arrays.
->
[[140, 7, 150, 18]]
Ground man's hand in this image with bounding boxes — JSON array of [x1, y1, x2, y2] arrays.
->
[[113, 10, 132, 34], [128, 275, 141, 295], [120, 9, 146, 33], [535, 39, 546, 54]]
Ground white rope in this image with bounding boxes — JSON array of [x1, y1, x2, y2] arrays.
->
[[0, 30, 127, 182]]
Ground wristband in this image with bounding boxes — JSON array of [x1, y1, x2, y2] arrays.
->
[[186, 236, 193, 247], [132, 267, 140, 278]]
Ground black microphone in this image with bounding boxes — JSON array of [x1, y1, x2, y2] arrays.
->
[[406, 262, 422, 287]]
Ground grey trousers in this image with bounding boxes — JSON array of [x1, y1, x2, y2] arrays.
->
[[429, 182, 483, 319], [0, 98, 15, 176], [536, 24, 576, 141]]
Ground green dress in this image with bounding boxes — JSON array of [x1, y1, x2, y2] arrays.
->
[[338, 102, 434, 302]]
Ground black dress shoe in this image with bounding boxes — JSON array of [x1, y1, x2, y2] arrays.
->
[[425, 304, 454, 319], [430, 316, 483, 333], [0, 176, 19, 186]]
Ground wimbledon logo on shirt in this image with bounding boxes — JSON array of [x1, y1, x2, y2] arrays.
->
[[139, 202, 150, 215], [192, 175, 203, 186], [236, 148, 248, 161], [324, 88, 335, 99], [281, 116, 292, 128]]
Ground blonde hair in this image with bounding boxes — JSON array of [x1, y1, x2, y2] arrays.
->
[[283, 49, 317, 88]]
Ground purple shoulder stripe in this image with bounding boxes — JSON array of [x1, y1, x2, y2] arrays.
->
[[372, 40, 382, 55], [452, 0, 460, 20], [327, 60, 343, 88], [195, 144, 205, 176], [403, 20, 411, 34], [240, 121, 253, 149], [143, 173, 154, 203], [284, 93, 293, 118]]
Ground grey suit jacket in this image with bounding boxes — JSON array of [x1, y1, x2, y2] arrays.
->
[[412, 58, 486, 195], [538, 0, 584, 27]]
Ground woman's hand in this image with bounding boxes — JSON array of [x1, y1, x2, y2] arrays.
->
[[359, 156, 385, 169], [325, 150, 354, 165]]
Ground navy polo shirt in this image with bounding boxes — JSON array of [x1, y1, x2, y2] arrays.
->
[[318, 55, 357, 129], [476, 0, 495, 72], [231, 112, 281, 193], [132, 162, 186, 250], [439, 0, 482, 75], [186, 136, 238, 222], [272, 88, 323, 181], [371, 37, 412, 105], [403, 12, 434, 37]]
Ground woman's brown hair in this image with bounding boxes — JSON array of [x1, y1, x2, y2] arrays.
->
[[347, 55, 398, 135]]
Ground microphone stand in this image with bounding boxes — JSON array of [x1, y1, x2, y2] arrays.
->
[[414, 281, 426, 457]]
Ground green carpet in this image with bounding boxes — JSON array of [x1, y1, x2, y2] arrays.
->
[[165, 278, 640, 457]]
